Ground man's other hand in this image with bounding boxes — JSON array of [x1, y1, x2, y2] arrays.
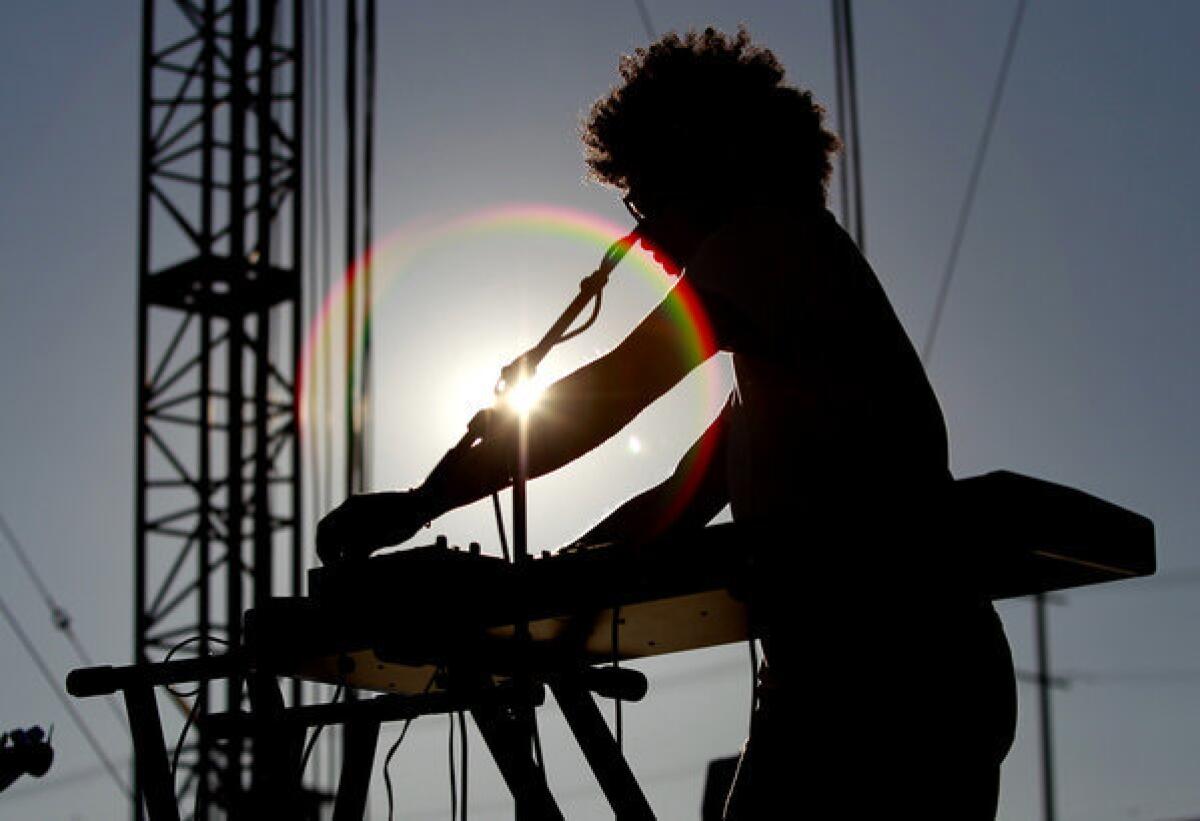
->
[[316, 490, 430, 564]]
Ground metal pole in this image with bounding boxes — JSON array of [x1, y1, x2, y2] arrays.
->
[[830, 0, 865, 249], [1034, 593, 1057, 821], [360, 0, 376, 488], [196, 1, 216, 813], [133, 1, 155, 816], [512, 372, 535, 821], [344, 0, 359, 497], [226, 0, 249, 806], [290, 0, 305, 712]]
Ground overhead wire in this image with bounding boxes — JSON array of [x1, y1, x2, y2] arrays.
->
[[831, 0, 866, 249], [0, 590, 132, 800], [632, 0, 657, 40], [920, 0, 1029, 365], [0, 509, 127, 732]]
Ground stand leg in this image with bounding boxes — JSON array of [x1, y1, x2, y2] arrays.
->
[[123, 682, 182, 821], [471, 701, 563, 821], [551, 678, 655, 821], [249, 672, 305, 818], [332, 717, 380, 821]]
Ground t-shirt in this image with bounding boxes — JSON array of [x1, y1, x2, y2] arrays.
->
[[684, 206, 950, 527]]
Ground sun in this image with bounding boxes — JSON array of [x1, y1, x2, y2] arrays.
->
[[500, 372, 549, 416]]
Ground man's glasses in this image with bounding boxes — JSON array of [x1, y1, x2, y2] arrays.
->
[[623, 194, 648, 224]]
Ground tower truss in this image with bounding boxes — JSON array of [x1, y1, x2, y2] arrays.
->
[[134, 0, 304, 815]]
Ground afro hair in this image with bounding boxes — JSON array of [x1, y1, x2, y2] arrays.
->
[[583, 27, 840, 214]]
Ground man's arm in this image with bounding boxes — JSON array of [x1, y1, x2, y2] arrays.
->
[[570, 397, 731, 548], [317, 286, 719, 561]]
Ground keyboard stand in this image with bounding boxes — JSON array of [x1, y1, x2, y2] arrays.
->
[[66, 654, 654, 820]]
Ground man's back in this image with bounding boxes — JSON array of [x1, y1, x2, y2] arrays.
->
[[687, 205, 950, 523]]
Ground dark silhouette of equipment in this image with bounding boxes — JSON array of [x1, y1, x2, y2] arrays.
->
[[0, 726, 54, 793], [702, 756, 740, 821], [69, 469, 1153, 819]]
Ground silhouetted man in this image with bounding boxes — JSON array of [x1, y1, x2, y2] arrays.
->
[[319, 28, 1016, 819]]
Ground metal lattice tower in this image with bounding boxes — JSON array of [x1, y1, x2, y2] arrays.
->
[[134, 0, 305, 815]]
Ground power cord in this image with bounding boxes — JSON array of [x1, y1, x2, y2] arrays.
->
[[446, 709, 470, 820], [458, 711, 469, 821], [297, 684, 344, 778], [748, 638, 759, 736], [162, 634, 231, 808], [383, 671, 439, 821], [448, 712, 458, 821], [612, 604, 623, 749]]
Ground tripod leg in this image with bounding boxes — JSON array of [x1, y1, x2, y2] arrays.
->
[[249, 673, 305, 818], [550, 678, 655, 821], [332, 716, 380, 821], [123, 682, 182, 821], [471, 702, 564, 821]]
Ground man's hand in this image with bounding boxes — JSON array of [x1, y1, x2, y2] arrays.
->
[[316, 489, 432, 564]]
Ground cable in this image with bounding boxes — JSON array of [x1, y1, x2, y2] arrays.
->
[[748, 638, 758, 736], [0, 509, 127, 732], [457, 711, 468, 821], [491, 492, 510, 562], [0, 591, 132, 800], [921, 0, 1029, 365], [159, 634, 229, 807], [0, 511, 58, 616], [556, 293, 602, 344], [447, 713, 458, 821], [843, 2, 864, 250], [531, 712, 545, 776], [831, 0, 866, 250], [171, 691, 203, 785], [162, 635, 230, 699], [632, 0, 657, 40], [383, 717, 417, 821], [298, 684, 343, 777], [612, 604, 622, 749], [384, 671, 439, 820]]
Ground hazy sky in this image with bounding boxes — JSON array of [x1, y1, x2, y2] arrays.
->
[[2, 1, 1198, 819]]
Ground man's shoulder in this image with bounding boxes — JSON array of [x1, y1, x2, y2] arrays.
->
[[685, 204, 831, 293], [716, 203, 828, 249]]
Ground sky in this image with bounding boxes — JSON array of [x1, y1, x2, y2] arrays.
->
[[1, 1, 1198, 819]]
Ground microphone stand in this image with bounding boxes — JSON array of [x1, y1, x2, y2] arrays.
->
[[458, 231, 635, 819], [497, 232, 636, 566], [425, 231, 637, 565]]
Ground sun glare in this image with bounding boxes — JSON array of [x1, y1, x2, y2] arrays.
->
[[503, 375, 547, 416]]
